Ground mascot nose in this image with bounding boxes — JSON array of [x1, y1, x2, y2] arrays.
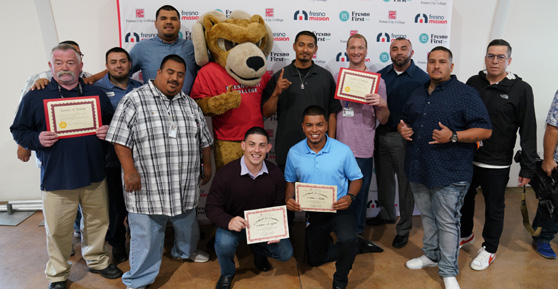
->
[[246, 56, 265, 71]]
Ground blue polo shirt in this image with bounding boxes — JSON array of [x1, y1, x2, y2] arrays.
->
[[95, 74, 142, 167], [129, 36, 199, 95], [378, 60, 429, 131], [284, 136, 363, 200], [401, 75, 492, 189], [95, 74, 142, 109]]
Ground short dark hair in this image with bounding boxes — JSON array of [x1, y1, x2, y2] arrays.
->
[[302, 105, 327, 122], [487, 39, 512, 57], [295, 31, 317, 45], [156, 5, 180, 19], [347, 33, 367, 49], [243, 126, 269, 142], [105, 47, 131, 63], [160, 54, 186, 70], [429, 46, 453, 62]]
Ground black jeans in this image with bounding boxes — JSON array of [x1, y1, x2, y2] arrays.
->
[[460, 166, 510, 253], [105, 167, 128, 249], [305, 206, 357, 288]]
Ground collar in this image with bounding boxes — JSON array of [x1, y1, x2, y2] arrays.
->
[[240, 156, 268, 179], [148, 80, 184, 101], [386, 59, 419, 76], [289, 60, 315, 76], [304, 135, 331, 155], [155, 35, 181, 45], [426, 75, 457, 92], [47, 77, 84, 92]]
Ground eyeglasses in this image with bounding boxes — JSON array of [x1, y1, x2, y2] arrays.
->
[[485, 54, 508, 63]]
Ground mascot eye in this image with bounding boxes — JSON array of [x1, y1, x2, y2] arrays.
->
[[217, 38, 238, 52], [254, 39, 263, 48]]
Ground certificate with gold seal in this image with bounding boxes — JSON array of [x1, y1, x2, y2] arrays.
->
[[244, 205, 289, 244], [295, 182, 337, 213], [43, 96, 102, 139], [335, 68, 381, 104]]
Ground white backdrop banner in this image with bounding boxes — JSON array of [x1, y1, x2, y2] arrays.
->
[[116, 0, 453, 222]]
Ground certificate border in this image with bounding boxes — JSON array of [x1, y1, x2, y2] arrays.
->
[[43, 96, 102, 139], [295, 182, 337, 213], [335, 68, 381, 104], [245, 205, 289, 244]]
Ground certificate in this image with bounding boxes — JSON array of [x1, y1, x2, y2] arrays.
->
[[295, 182, 337, 213], [335, 68, 381, 104], [244, 205, 289, 244], [43, 96, 102, 139]]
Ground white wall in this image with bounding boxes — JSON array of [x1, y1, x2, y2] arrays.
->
[[1, 0, 556, 201]]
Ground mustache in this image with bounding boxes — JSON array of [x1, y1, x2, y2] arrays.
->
[[57, 71, 75, 78], [167, 80, 179, 86]]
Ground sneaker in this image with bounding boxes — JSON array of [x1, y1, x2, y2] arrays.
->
[[470, 246, 495, 270], [188, 249, 210, 263], [406, 255, 438, 269], [533, 241, 557, 259], [443, 277, 461, 289], [459, 233, 475, 249]]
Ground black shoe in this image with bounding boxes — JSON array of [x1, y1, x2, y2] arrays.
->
[[332, 280, 346, 289], [357, 234, 384, 253], [365, 217, 396, 226], [89, 263, 123, 279], [392, 234, 409, 248], [254, 255, 272, 272], [112, 246, 128, 264], [215, 274, 234, 289], [48, 281, 66, 289]]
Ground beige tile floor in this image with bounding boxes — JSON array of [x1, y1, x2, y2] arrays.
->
[[1, 188, 557, 289]]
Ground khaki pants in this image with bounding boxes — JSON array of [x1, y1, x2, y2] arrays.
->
[[42, 179, 110, 282]]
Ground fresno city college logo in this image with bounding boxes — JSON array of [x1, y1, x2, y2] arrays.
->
[[377, 32, 390, 42], [125, 32, 140, 43], [415, 13, 428, 23], [294, 10, 330, 21], [136, 9, 144, 18], [336, 52, 349, 62], [266, 8, 274, 17]]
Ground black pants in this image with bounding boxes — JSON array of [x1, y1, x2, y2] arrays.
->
[[460, 166, 510, 253], [305, 207, 357, 288], [105, 167, 128, 250]]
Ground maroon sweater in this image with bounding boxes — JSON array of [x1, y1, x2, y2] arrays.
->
[[205, 159, 286, 229]]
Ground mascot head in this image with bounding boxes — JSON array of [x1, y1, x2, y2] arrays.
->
[[192, 10, 273, 87]]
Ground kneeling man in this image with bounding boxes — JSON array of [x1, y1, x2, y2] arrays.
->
[[206, 127, 293, 289]]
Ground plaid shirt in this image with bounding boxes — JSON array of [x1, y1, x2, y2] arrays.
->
[[106, 80, 213, 216]]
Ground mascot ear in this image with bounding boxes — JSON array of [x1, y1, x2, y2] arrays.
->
[[192, 21, 209, 66], [250, 15, 274, 57], [193, 10, 227, 67]]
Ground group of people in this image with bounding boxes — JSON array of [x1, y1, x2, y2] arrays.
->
[[9, 4, 556, 289]]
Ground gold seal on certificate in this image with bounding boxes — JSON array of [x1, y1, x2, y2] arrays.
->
[[244, 205, 289, 244], [335, 68, 381, 104], [295, 182, 337, 213], [43, 96, 102, 139]]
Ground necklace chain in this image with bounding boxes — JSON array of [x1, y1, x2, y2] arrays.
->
[[295, 66, 310, 90]]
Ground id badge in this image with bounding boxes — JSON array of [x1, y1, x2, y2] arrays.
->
[[342, 107, 354, 118], [169, 122, 177, 138]]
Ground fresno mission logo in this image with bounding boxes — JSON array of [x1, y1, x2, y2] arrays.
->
[[336, 52, 349, 62], [415, 13, 448, 24], [294, 10, 330, 21]]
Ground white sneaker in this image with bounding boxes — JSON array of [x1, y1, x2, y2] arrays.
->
[[443, 277, 461, 289], [406, 255, 438, 269], [470, 246, 495, 270], [189, 249, 210, 263], [459, 233, 475, 249]]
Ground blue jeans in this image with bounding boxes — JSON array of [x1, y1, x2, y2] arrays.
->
[[410, 182, 469, 277], [354, 158, 373, 234], [122, 210, 200, 288], [214, 227, 293, 277], [532, 207, 558, 243]]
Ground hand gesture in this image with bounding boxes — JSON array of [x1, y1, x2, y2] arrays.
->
[[31, 78, 50, 91], [398, 120, 414, 141], [429, 122, 452, 144], [273, 69, 292, 96], [364, 93, 381, 106]]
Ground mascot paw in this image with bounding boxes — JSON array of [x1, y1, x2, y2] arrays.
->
[[202, 90, 241, 116]]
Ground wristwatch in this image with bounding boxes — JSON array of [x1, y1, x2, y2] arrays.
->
[[348, 194, 356, 202], [450, 131, 458, 143]]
